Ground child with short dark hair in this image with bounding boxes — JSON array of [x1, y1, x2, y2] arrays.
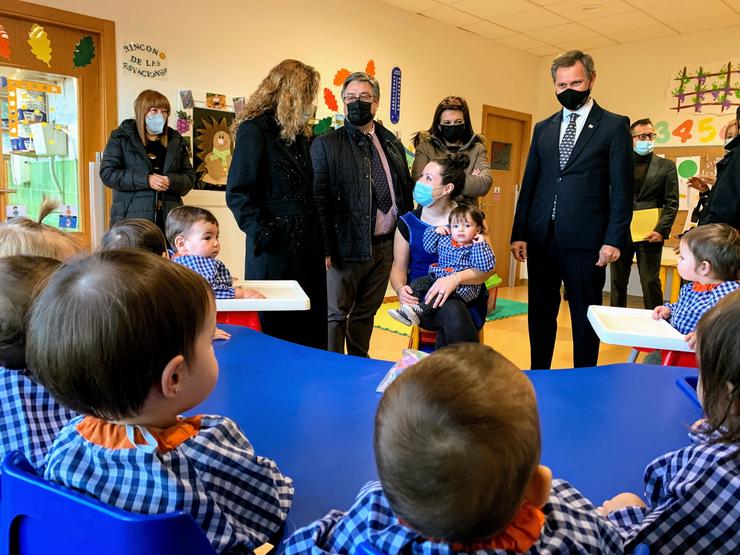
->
[[165, 205, 263, 299], [0, 255, 76, 472], [283, 344, 623, 554], [652, 223, 739, 334], [100, 218, 168, 256], [27, 250, 292, 554], [603, 289, 740, 553], [388, 204, 495, 326]]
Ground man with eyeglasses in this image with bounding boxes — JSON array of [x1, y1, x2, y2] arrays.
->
[[610, 118, 678, 310], [311, 71, 413, 356]]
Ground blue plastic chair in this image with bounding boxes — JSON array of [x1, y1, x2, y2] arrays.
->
[[0, 451, 216, 555]]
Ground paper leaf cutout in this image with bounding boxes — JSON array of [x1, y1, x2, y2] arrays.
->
[[313, 116, 333, 137], [73, 35, 95, 68], [0, 25, 11, 61], [324, 88, 338, 112], [333, 68, 350, 86], [28, 24, 52, 67], [365, 59, 375, 77]]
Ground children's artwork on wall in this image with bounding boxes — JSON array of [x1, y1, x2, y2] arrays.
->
[[323, 88, 338, 112], [333, 69, 350, 86], [365, 59, 375, 77], [668, 61, 740, 114], [675, 156, 701, 210], [179, 89, 194, 109], [193, 107, 234, 190], [206, 92, 226, 109], [176, 109, 192, 134], [0, 24, 11, 61], [28, 24, 52, 67], [73, 35, 95, 68], [232, 97, 245, 114], [58, 204, 78, 229], [6, 204, 26, 220]]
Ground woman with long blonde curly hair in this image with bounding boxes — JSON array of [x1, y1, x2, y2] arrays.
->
[[226, 59, 327, 349]]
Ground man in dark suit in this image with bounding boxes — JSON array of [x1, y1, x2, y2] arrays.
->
[[510, 50, 633, 369], [610, 118, 678, 309]]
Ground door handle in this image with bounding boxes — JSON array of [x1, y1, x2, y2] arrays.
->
[[0, 188, 18, 194]]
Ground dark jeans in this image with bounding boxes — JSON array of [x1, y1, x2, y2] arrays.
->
[[408, 273, 465, 319], [418, 298, 479, 349], [327, 239, 393, 357], [610, 240, 664, 309]]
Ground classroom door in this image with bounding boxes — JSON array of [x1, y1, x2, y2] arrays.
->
[[480, 106, 531, 285], [0, 0, 117, 248]]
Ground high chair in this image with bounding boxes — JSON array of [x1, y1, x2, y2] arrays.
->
[[0, 451, 217, 555], [628, 346, 697, 367]]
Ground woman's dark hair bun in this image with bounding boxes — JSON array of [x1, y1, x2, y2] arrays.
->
[[447, 152, 470, 173]]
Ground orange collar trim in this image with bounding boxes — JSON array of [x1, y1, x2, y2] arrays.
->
[[407, 503, 545, 552], [77, 415, 202, 453], [450, 239, 472, 248], [691, 282, 721, 292]]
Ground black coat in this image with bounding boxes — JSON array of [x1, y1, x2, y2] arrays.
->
[[699, 136, 740, 228], [100, 119, 195, 225], [226, 112, 327, 350], [633, 153, 679, 239], [311, 120, 414, 262], [511, 102, 633, 250]]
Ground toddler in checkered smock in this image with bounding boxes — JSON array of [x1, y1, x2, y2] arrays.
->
[[651, 224, 739, 336], [0, 256, 76, 472], [388, 204, 495, 327], [602, 290, 740, 554], [282, 344, 624, 555], [27, 251, 293, 554], [166, 205, 264, 300]]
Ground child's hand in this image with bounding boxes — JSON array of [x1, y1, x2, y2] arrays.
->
[[473, 234, 485, 243], [684, 331, 697, 350], [234, 287, 265, 299], [213, 327, 231, 341], [652, 306, 671, 320], [435, 225, 450, 235], [596, 492, 646, 516]]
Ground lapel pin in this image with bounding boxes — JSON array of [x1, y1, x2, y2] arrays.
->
[[588, 124, 594, 128]]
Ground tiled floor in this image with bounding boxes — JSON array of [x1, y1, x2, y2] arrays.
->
[[369, 286, 636, 369]]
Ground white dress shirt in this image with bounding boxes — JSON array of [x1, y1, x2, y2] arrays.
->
[[559, 97, 594, 144]]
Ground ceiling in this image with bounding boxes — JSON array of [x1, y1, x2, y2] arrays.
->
[[379, 0, 740, 56]]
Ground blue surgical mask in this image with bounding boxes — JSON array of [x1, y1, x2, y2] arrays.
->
[[634, 140, 654, 156], [145, 113, 165, 135], [413, 181, 442, 207]]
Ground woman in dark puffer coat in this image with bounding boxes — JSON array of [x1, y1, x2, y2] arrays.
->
[[100, 89, 195, 230]]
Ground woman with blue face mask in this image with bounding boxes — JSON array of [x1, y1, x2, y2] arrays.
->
[[100, 90, 195, 230], [390, 153, 495, 348]]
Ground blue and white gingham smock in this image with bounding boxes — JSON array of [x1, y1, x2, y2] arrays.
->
[[0, 367, 76, 472], [607, 428, 740, 554], [45, 414, 293, 554], [665, 280, 739, 335], [421, 227, 496, 303], [281, 479, 624, 555], [172, 254, 236, 299]]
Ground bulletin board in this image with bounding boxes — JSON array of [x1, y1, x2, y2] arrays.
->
[[653, 145, 726, 247]]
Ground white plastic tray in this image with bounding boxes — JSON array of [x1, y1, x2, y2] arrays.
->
[[587, 305, 693, 353], [215, 280, 310, 312]]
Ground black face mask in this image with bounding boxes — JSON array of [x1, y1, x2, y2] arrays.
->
[[439, 123, 466, 144], [556, 88, 590, 111], [346, 100, 374, 126]]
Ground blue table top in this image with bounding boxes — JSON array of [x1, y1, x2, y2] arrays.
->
[[196, 325, 701, 528]]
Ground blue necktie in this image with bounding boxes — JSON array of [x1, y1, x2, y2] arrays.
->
[[559, 113, 579, 170]]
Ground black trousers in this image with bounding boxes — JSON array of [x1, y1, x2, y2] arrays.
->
[[526, 225, 605, 369], [609, 239, 664, 309], [409, 273, 466, 318]]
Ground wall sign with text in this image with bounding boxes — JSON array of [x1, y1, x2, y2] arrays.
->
[[121, 41, 167, 80], [653, 115, 735, 147]]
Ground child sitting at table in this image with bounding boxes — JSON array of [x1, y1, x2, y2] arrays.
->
[[652, 223, 739, 335], [27, 250, 293, 554], [388, 204, 495, 326], [100, 218, 168, 257], [282, 343, 624, 554], [0, 198, 82, 261], [0, 255, 76, 472], [165, 205, 263, 299], [601, 289, 740, 553]]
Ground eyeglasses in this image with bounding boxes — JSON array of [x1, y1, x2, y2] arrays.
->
[[343, 93, 374, 103], [633, 133, 657, 141]]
